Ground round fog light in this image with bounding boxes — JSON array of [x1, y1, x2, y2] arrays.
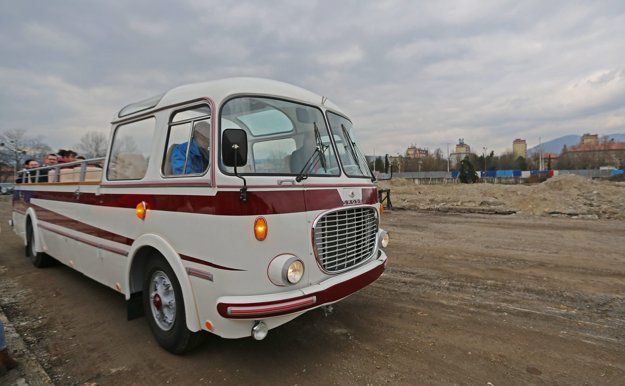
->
[[286, 260, 304, 284], [252, 321, 268, 340], [380, 231, 390, 248]]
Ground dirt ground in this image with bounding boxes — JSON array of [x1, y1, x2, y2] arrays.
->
[[379, 175, 625, 220], [0, 184, 624, 385]]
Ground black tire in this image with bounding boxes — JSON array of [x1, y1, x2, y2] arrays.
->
[[26, 221, 53, 268], [142, 256, 203, 354]]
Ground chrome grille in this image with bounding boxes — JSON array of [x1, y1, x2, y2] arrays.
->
[[313, 207, 378, 273]]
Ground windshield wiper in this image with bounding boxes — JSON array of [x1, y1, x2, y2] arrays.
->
[[313, 122, 327, 170], [295, 123, 328, 182], [341, 124, 367, 177]]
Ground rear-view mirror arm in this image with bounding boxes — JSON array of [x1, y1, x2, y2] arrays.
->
[[232, 144, 248, 203]]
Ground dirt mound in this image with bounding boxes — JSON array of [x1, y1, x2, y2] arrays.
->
[[378, 175, 625, 220], [539, 174, 590, 191]]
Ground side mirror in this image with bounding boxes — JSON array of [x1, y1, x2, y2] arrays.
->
[[222, 129, 248, 167]]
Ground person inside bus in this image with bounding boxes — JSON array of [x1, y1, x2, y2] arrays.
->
[[290, 132, 316, 173], [57, 149, 77, 163], [16, 159, 40, 183], [171, 121, 211, 175], [57, 149, 68, 163], [37, 153, 59, 182], [44, 153, 59, 166], [65, 150, 78, 163]]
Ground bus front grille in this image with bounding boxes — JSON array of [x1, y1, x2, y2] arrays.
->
[[313, 207, 378, 273]]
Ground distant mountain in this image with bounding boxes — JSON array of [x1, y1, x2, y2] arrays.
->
[[605, 133, 625, 142], [528, 133, 625, 155], [528, 135, 580, 155]]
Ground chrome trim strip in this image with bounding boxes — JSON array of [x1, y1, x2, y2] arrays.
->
[[227, 296, 317, 316]]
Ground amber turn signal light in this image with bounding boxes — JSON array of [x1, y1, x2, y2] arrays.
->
[[136, 201, 148, 220], [254, 217, 268, 241]]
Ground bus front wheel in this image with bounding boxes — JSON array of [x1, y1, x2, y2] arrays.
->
[[142, 255, 203, 354]]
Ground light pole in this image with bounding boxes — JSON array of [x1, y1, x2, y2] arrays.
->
[[482, 147, 487, 171], [0, 140, 27, 180], [446, 143, 450, 173], [538, 136, 544, 170]]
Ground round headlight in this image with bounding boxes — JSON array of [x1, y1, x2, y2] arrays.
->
[[268, 255, 305, 286], [286, 260, 304, 284]]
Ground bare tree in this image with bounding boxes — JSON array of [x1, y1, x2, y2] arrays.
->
[[29, 136, 53, 163], [1, 129, 27, 167], [1, 129, 51, 177], [75, 131, 109, 159]]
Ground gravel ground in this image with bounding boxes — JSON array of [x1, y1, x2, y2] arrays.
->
[[380, 175, 625, 220]]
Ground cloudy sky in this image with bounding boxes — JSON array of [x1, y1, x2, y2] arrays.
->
[[2, 0, 624, 157]]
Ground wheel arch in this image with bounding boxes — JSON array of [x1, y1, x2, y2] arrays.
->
[[125, 234, 201, 332]]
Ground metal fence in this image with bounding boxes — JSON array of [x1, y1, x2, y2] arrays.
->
[[376, 169, 624, 184]]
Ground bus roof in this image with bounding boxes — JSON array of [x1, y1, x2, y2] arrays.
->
[[116, 77, 343, 120]]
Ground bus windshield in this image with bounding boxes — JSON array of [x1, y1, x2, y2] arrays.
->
[[220, 97, 340, 177], [327, 111, 372, 178]]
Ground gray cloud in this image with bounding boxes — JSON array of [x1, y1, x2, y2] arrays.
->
[[1, 0, 624, 156]]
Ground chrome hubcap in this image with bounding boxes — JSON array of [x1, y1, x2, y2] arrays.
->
[[149, 270, 176, 331]]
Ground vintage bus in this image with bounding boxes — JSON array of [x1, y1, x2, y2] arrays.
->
[[10, 78, 389, 353]]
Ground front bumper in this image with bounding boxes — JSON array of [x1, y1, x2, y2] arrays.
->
[[217, 250, 387, 319]]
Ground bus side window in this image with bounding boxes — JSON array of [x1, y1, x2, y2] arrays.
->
[[107, 118, 155, 181], [162, 105, 211, 177], [164, 123, 191, 175]]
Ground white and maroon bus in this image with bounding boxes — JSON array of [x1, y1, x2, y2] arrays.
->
[[10, 78, 389, 353]]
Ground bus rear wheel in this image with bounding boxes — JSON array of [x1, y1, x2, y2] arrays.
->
[[142, 256, 203, 354], [26, 221, 53, 268]]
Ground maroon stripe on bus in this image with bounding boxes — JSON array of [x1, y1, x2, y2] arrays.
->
[[362, 188, 377, 204], [31, 204, 134, 245], [18, 188, 378, 216], [180, 254, 245, 272], [38, 223, 129, 256]]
